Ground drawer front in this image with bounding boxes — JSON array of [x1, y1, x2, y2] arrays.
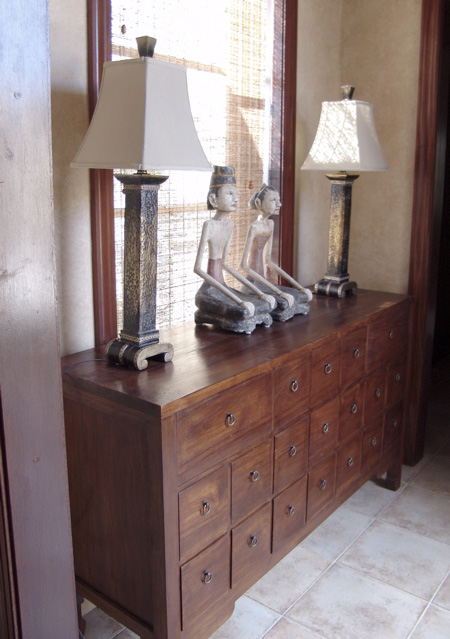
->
[[386, 357, 406, 407], [274, 416, 309, 494], [181, 535, 230, 629], [341, 326, 367, 388], [179, 466, 230, 562], [231, 441, 272, 525], [231, 502, 272, 592], [272, 476, 307, 555], [367, 308, 408, 372], [383, 403, 403, 455], [339, 382, 364, 442], [310, 339, 341, 406], [307, 453, 337, 521], [274, 353, 310, 428], [362, 417, 383, 470], [177, 374, 272, 470], [336, 432, 362, 494], [364, 367, 386, 422], [309, 396, 339, 464]]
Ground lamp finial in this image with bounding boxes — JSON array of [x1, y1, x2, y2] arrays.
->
[[136, 36, 157, 58], [341, 85, 355, 100]]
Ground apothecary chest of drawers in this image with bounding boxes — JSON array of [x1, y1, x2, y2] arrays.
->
[[62, 290, 410, 639]]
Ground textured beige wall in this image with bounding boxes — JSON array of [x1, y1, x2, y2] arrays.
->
[[296, 0, 422, 294], [49, 0, 94, 355]]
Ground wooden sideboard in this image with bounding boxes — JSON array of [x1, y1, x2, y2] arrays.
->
[[62, 290, 411, 639]]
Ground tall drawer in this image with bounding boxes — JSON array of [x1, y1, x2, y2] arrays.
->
[[274, 353, 310, 428], [361, 417, 383, 471], [179, 466, 230, 563], [177, 374, 272, 475], [181, 535, 230, 629], [336, 432, 362, 494], [339, 382, 364, 442], [386, 357, 406, 407], [231, 502, 272, 593], [307, 453, 337, 521], [231, 441, 272, 525], [383, 403, 403, 455], [310, 339, 341, 406], [341, 326, 367, 388], [364, 367, 386, 422], [309, 396, 339, 464], [272, 476, 307, 555], [367, 307, 408, 372], [274, 416, 309, 494]]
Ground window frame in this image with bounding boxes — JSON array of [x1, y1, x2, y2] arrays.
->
[[87, 0, 298, 346]]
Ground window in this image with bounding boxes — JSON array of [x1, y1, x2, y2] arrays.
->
[[87, 0, 297, 344]]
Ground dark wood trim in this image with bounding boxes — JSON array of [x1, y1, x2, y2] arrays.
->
[[87, 0, 117, 346], [406, 0, 444, 464]]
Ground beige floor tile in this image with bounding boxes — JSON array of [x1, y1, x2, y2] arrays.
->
[[434, 573, 450, 611], [342, 479, 399, 518], [264, 617, 326, 639], [287, 564, 426, 639], [379, 485, 450, 545], [401, 457, 431, 484], [339, 520, 450, 599], [300, 504, 372, 560], [409, 605, 450, 639], [246, 545, 330, 613], [83, 607, 124, 639], [115, 630, 139, 639], [410, 447, 450, 496], [209, 595, 280, 639]]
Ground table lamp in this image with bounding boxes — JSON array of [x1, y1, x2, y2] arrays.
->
[[301, 86, 388, 298], [72, 37, 211, 370]]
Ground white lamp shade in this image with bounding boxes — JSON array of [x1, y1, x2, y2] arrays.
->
[[71, 56, 211, 171], [301, 98, 388, 172]]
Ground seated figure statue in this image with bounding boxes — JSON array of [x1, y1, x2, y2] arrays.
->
[[240, 183, 312, 321], [194, 166, 275, 334]]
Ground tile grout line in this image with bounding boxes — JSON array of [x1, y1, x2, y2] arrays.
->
[[404, 569, 450, 639]]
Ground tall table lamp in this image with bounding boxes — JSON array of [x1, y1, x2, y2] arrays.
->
[[301, 86, 388, 298], [72, 37, 211, 370]]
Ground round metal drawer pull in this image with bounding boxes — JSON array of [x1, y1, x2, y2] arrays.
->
[[347, 456, 354, 467], [324, 363, 332, 375], [291, 379, 299, 393], [389, 329, 394, 340], [351, 403, 358, 414], [289, 445, 297, 457], [393, 419, 399, 429], [395, 372, 401, 382], [250, 470, 260, 482], [226, 413, 236, 427], [322, 422, 329, 434], [375, 387, 381, 399], [371, 436, 377, 447], [248, 535, 258, 548], [287, 505, 295, 517], [201, 501, 211, 516], [353, 348, 360, 359], [320, 478, 327, 490], [203, 571, 213, 584]]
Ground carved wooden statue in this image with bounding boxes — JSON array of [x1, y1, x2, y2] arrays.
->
[[241, 183, 312, 321], [194, 167, 275, 334]]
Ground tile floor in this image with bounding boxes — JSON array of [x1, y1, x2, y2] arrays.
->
[[81, 360, 450, 639]]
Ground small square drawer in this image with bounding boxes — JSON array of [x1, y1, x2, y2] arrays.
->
[[231, 502, 272, 593], [364, 367, 386, 422], [336, 432, 362, 494], [272, 476, 307, 555], [341, 326, 367, 388], [274, 353, 310, 428], [307, 453, 337, 521], [386, 357, 406, 407], [309, 396, 339, 464], [361, 417, 383, 471], [367, 306, 408, 372], [383, 403, 403, 455], [181, 535, 230, 629], [179, 466, 230, 563], [310, 339, 341, 407], [231, 441, 272, 525], [274, 416, 309, 494], [339, 382, 364, 442]]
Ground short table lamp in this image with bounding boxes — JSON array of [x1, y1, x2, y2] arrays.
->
[[72, 37, 211, 370], [301, 86, 388, 298]]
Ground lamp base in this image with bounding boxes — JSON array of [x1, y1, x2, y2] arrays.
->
[[106, 338, 174, 370], [314, 278, 357, 298]]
